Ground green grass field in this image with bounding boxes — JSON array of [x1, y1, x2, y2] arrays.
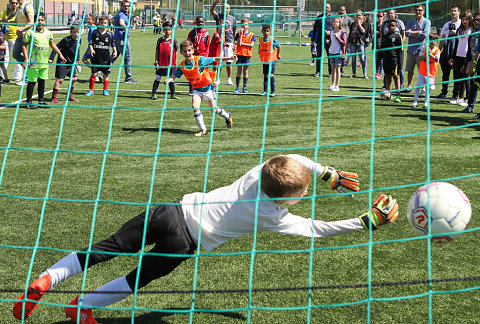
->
[[0, 25, 479, 323]]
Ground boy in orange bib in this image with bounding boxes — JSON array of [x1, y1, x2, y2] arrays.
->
[[165, 40, 235, 137], [234, 18, 255, 93]]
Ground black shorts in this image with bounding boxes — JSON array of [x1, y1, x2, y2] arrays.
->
[[236, 55, 251, 65], [263, 61, 276, 75], [155, 68, 176, 77], [383, 59, 401, 76], [55, 65, 77, 79], [76, 203, 197, 289], [91, 65, 111, 75]]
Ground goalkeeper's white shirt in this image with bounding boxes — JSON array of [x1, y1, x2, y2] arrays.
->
[[181, 154, 364, 252]]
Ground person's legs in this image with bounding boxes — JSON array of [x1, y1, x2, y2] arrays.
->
[[123, 40, 133, 81]]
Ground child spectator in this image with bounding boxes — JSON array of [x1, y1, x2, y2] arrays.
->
[[21, 13, 66, 109], [234, 18, 255, 94], [12, 154, 399, 323], [85, 16, 117, 97], [81, 14, 97, 67], [448, 12, 473, 107], [187, 16, 210, 93], [412, 34, 441, 108], [207, 23, 223, 84], [258, 24, 281, 97], [49, 24, 81, 103], [151, 21, 179, 100], [0, 24, 9, 86], [380, 19, 403, 103], [327, 17, 347, 92], [164, 40, 233, 137], [188, 16, 210, 56]]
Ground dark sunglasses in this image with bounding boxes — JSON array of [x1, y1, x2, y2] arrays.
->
[[10, 1, 19, 4], [377, 15, 384, 17], [415, 9, 423, 12]]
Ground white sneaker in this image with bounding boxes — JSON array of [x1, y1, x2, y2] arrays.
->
[[459, 100, 468, 107], [226, 78, 233, 85], [450, 99, 459, 105], [332, 86, 339, 92], [423, 102, 429, 108], [326, 85, 334, 90], [411, 101, 418, 108], [16, 81, 26, 86]]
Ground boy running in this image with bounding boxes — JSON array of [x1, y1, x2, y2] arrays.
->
[[85, 16, 117, 97], [13, 154, 398, 323], [22, 13, 66, 109], [258, 24, 281, 97], [165, 40, 233, 137], [49, 24, 81, 103], [234, 18, 255, 94], [152, 21, 179, 100]]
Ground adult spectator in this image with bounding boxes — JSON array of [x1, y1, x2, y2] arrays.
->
[[210, 0, 237, 85], [312, 2, 333, 77], [405, 4, 430, 92], [374, 11, 385, 79], [464, 12, 480, 115], [0, 0, 23, 82], [348, 10, 370, 79], [338, 5, 353, 70], [436, 5, 461, 98], [152, 13, 159, 34], [11, 0, 34, 86], [111, 0, 137, 83]]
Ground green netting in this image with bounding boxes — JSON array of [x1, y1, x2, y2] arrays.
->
[[1, 0, 480, 323]]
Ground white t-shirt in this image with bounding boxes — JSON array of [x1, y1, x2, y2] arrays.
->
[[181, 154, 363, 252], [329, 30, 344, 54], [455, 28, 471, 58]]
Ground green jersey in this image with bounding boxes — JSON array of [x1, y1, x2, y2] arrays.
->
[[23, 27, 54, 69]]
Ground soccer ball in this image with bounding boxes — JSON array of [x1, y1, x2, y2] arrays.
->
[[407, 182, 471, 243], [380, 90, 391, 100]]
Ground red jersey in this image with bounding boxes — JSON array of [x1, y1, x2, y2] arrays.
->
[[208, 31, 222, 58], [188, 28, 210, 56], [155, 36, 178, 69]]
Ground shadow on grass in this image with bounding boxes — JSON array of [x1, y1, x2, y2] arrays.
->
[[391, 109, 480, 136], [122, 127, 227, 135], [54, 308, 246, 324]]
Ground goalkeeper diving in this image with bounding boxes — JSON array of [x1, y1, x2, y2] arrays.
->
[[13, 154, 399, 323]]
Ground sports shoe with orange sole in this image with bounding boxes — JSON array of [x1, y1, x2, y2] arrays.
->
[[65, 296, 99, 324], [13, 274, 52, 320]]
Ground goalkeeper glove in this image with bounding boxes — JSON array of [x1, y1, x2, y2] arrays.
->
[[359, 194, 399, 230], [320, 166, 359, 193]]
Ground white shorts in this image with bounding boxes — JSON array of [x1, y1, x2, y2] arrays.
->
[[193, 89, 216, 100], [221, 43, 234, 63]]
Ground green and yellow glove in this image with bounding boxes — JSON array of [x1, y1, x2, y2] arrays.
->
[[359, 194, 399, 230], [321, 166, 359, 194]]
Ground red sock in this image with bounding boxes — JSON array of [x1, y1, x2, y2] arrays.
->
[[52, 88, 59, 99], [89, 77, 96, 91], [103, 80, 109, 91], [68, 86, 75, 99]]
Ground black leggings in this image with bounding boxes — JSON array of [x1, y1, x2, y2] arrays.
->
[[76, 203, 197, 289]]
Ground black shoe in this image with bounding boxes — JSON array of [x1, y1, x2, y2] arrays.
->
[[24, 101, 36, 109], [38, 100, 49, 109], [2, 79, 10, 85], [461, 107, 474, 113], [435, 93, 447, 99], [470, 114, 480, 120]]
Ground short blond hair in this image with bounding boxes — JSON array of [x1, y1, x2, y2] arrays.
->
[[241, 18, 250, 24], [261, 156, 311, 198]]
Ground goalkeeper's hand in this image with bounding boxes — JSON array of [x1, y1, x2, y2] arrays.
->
[[320, 166, 359, 194], [359, 194, 399, 230]]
